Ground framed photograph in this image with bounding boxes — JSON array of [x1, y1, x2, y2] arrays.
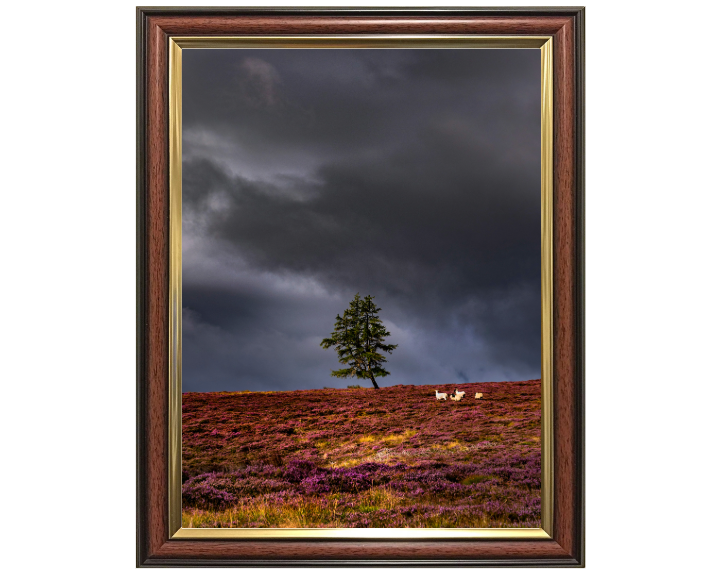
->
[[137, 6, 584, 567]]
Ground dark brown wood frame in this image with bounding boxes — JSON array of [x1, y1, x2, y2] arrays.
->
[[137, 6, 585, 567]]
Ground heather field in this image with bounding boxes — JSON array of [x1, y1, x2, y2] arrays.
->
[[182, 380, 541, 528]]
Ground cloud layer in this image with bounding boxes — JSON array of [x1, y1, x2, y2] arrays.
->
[[182, 48, 541, 392]]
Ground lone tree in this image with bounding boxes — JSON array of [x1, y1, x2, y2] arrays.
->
[[320, 293, 398, 389]]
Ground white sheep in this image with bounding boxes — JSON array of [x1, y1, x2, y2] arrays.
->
[[434, 390, 448, 401], [474, 392, 484, 399], [450, 393, 462, 401], [453, 389, 466, 400]]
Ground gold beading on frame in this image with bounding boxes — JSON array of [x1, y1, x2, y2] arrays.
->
[[168, 35, 553, 540]]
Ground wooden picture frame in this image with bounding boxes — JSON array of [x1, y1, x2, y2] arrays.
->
[[137, 6, 584, 567]]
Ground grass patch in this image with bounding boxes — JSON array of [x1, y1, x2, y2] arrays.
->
[[382, 430, 417, 446], [479, 435, 504, 443], [332, 458, 362, 468], [460, 474, 494, 485], [182, 483, 537, 529]]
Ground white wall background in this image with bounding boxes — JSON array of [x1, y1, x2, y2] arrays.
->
[[1, 1, 718, 574]]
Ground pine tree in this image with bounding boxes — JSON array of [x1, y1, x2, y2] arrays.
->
[[320, 293, 398, 389]]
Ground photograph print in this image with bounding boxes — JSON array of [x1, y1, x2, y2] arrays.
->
[[180, 46, 544, 529]]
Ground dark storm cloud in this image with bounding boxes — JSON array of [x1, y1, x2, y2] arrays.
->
[[182, 50, 539, 180], [181, 49, 541, 392]]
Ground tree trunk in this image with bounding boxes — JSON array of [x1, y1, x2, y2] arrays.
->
[[369, 373, 379, 389]]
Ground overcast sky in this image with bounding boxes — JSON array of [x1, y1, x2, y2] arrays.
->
[[182, 48, 540, 392]]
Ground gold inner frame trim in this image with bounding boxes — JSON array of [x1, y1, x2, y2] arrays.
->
[[168, 35, 553, 540]]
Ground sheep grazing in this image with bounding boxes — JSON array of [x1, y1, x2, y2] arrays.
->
[[434, 390, 448, 401], [453, 389, 466, 400], [474, 392, 484, 399], [450, 393, 462, 401]]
